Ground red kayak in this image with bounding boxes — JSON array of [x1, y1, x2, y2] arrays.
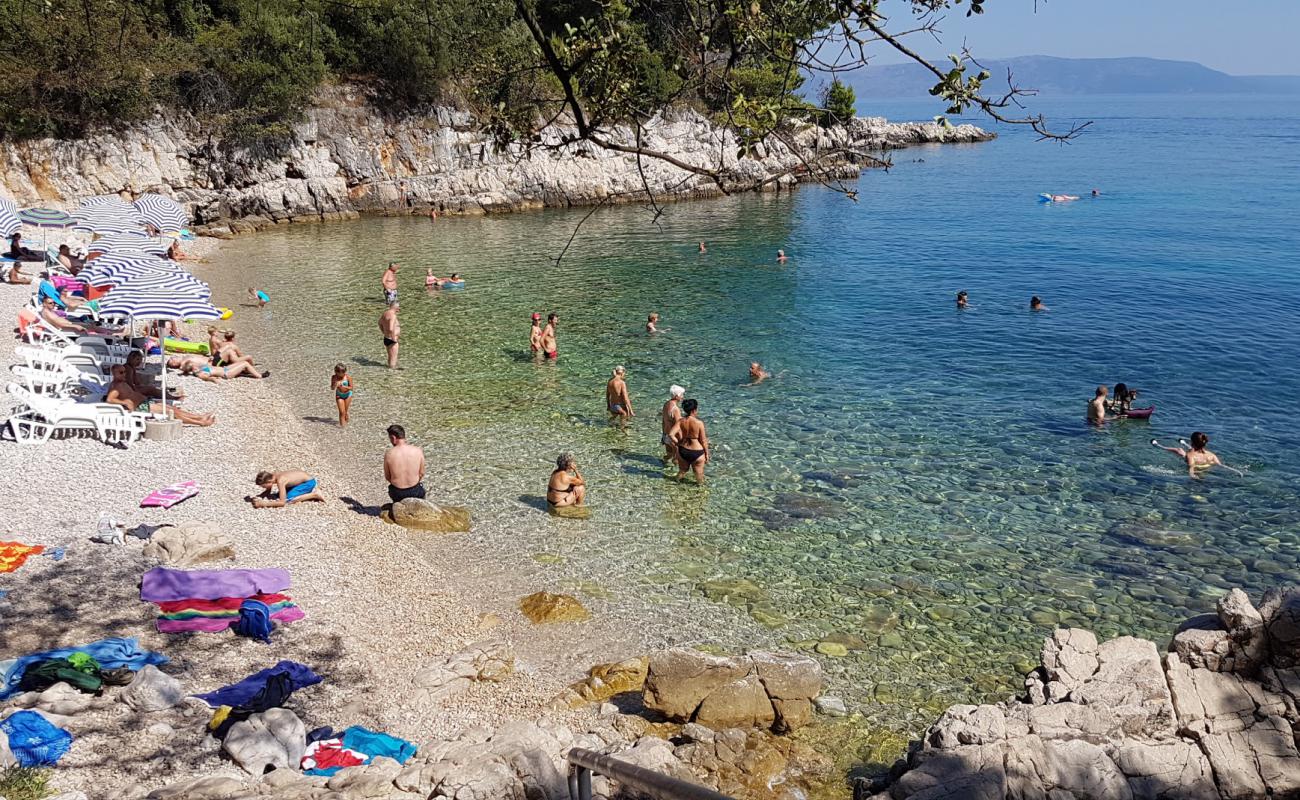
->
[[1123, 406, 1155, 420]]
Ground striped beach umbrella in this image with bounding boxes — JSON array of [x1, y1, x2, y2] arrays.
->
[[132, 194, 188, 233], [79, 253, 178, 286], [71, 207, 145, 236], [112, 271, 211, 300], [80, 194, 134, 210], [17, 208, 74, 229], [97, 290, 220, 322], [87, 232, 169, 256], [97, 288, 223, 420], [0, 198, 19, 237]]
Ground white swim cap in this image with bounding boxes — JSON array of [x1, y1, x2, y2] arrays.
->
[[670, 385, 685, 397]]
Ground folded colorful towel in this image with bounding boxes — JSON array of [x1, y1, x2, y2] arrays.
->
[[156, 605, 304, 634], [140, 567, 291, 603]]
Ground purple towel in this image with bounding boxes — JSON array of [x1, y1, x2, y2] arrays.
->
[[140, 568, 291, 603], [156, 606, 305, 634]]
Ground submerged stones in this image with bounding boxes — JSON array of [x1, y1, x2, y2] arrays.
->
[[518, 591, 590, 624], [549, 657, 649, 709]]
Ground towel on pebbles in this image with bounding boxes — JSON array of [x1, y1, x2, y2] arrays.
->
[[140, 567, 290, 603], [141, 523, 235, 566]]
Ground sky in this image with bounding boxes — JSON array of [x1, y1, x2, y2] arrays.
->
[[871, 0, 1298, 76]]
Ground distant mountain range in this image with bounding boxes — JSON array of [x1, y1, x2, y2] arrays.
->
[[844, 56, 1300, 98]]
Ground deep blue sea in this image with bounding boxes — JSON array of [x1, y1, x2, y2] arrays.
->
[[206, 94, 1300, 748]]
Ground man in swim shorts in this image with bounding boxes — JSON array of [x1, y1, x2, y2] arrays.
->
[[529, 312, 543, 354], [379, 302, 401, 369], [107, 365, 215, 426], [251, 470, 324, 508], [383, 423, 427, 502], [541, 312, 558, 360], [382, 262, 400, 304], [661, 384, 684, 461], [606, 366, 634, 423]]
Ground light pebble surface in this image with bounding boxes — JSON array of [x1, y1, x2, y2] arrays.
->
[[0, 238, 602, 794]]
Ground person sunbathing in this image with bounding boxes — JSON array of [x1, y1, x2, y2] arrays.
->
[[167, 354, 266, 381], [214, 330, 258, 367], [250, 470, 324, 508], [6, 261, 31, 285], [38, 297, 113, 336], [106, 365, 215, 426]]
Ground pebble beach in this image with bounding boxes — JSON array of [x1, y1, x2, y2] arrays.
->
[[0, 237, 621, 796]]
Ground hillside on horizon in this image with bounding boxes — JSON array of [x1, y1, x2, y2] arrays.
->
[[845, 55, 1300, 99]]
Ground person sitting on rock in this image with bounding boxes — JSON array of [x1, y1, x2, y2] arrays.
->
[[547, 452, 586, 508], [384, 424, 427, 503], [249, 470, 324, 508]]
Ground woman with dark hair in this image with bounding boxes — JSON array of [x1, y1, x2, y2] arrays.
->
[[547, 452, 586, 508], [1152, 432, 1241, 478], [673, 399, 709, 483]]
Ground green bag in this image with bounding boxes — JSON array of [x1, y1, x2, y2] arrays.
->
[[18, 658, 104, 695]]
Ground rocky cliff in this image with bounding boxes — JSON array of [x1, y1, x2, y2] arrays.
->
[[0, 86, 992, 235]]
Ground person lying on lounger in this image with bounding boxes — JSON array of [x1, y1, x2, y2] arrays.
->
[[106, 365, 215, 426], [126, 351, 185, 400], [249, 470, 324, 508], [39, 297, 116, 335]]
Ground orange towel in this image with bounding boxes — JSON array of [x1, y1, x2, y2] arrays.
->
[[0, 541, 44, 573]]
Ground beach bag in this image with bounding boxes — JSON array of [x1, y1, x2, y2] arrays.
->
[[234, 599, 274, 643]]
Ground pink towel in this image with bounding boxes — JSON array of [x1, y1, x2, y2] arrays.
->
[[141, 480, 200, 509], [155, 606, 304, 634]]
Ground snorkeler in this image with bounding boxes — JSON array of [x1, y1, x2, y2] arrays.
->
[[1152, 432, 1242, 478]]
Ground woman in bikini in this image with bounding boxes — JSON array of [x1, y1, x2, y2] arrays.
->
[[546, 452, 586, 508], [1153, 431, 1240, 478], [673, 398, 709, 484], [331, 363, 354, 427]]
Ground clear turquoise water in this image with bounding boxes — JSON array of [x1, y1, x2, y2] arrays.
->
[[204, 94, 1300, 742]]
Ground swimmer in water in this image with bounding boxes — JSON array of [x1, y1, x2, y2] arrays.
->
[[698, 241, 707, 253], [425, 269, 437, 288], [776, 249, 789, 263], [1087, 385, 1110, 425], [956, 290, 970, 309], [1030, 295, 1047, 311], [1152, 432, 1241, 478], [647, 312, 660, 334], [746, 362, 771, 385], [1091, 189, 1100, 197], [1050, 194, 1080, 202]]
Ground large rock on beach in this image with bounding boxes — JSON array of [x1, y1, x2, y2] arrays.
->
[[222, 708, 307, 776], [519, 591, 590, 624], [141, 522, 235, 566], [865, 585, 1300, 800], [119, 665, 184, 713], [413, 640, 514, 704], [549, 657, 649, 709], [382, 498, 471, 533], [643, 649, 821, 733]]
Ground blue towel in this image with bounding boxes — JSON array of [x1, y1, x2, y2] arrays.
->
[[0, 710, 73, 766], [192, 660, 321, 709], [0, 637, 168, 700], [304, 726, 417, 776], [38, 280, 65, 309]]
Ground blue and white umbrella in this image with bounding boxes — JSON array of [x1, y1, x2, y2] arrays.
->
[[112, 271, 211, 300], [72, 199, 145, 235], [87, 232, 169, 256], [97, 289, 222, 419], [79, 253, 178, 286], [0, 197, 19, 238], [79, 194, 134, 210], [18, 208, 74, 229], [132, 194, 188, 234]]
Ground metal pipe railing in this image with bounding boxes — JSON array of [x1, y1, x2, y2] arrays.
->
[[566, 747, 735, 800]]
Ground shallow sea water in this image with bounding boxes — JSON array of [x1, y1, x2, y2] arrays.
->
[[203, 94, 1300, 747]]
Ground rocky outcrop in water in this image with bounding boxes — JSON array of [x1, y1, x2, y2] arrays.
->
[[861, 586, 1300, 799], [0, 86, 992, 234]]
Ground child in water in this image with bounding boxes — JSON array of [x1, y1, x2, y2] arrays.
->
[[248, 288, 270, 307], [331, 363, 354, 427]]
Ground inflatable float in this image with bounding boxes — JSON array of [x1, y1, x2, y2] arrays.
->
[[1122, 406, 1155, 420], [164, 338, 210, 355], [441, 280, 465, 289]]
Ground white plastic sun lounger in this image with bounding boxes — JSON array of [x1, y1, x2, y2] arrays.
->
[[4, 383, 146, 446]]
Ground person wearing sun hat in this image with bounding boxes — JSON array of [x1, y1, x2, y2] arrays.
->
[[529, 312, 543, 354]]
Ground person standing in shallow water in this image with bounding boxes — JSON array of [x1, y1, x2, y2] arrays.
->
[[529, 312, 543, 355], [541, 312, 559, 360], [331, 364, 353, 427], [673, 398, 709, 483], [379, 302, 400, 369], [382, 262, 400, 304], [661, 385, 684, 462], [606, 366, 634, 424], [1087, 385, 1110, 425]]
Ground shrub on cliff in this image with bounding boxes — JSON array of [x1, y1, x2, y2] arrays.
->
[[819, 79, 857, 128]]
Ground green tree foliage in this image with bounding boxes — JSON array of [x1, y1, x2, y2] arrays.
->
[[819, 78, 856, 127]]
